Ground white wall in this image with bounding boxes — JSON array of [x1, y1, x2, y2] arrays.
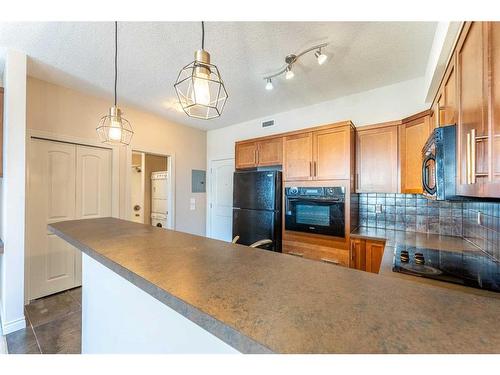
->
[[0, 50, 27, 335], [207, 77, 427, 162]]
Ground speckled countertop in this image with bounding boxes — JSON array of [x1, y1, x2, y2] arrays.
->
[[351, 227, 500, 298], [50, 218, 500, 354]]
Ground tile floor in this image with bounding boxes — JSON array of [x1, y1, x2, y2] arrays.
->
[[5, 287, 82, 354]]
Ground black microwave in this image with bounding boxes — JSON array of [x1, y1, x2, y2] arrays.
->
[[284, 186, 345, 237], [422, 125, 457, 200]]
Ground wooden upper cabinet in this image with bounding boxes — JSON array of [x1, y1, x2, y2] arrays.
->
[[284, 132, 313, 181], [443, 63, 457, 126], [257, 137, 283, 167], [400, 112, 433, 194], [235, 141, 257, 169], [313, 126, 350, 180], [456, 22, 488, 196], [356, 123, 399, 193]]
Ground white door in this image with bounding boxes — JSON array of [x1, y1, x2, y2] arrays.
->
[[28, 139, 112, 299], [209, 159, 235, 241]]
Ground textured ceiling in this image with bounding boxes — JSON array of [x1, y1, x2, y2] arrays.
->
[[0, 22, 437, 130]]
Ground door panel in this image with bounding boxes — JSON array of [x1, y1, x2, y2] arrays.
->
[[313, 127, 350, 180], [284, 133, 313, 181], [356, 125, 399, 193], [209, 159, 235, 241], [28, 140, 77, 299], [76, 146, 112, 219]]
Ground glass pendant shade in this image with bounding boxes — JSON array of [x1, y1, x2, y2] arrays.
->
[[174, 49, 228, 120], [96, 106, 133, 145]]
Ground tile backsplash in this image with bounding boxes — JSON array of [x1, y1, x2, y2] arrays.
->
[[358, 193, 500, 259]]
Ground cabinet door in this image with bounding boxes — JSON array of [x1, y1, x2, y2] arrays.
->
[[456, 22, 487, 196], [313, 126, 350, 180], [485, 22, 500, 196], [284, 132, 313, 181], [0, 88, 3, 177], [350, 239, 365, 270], [235, 141, 257, 169], [400, 116, 433, 194], [356, 125, 399, 193], [443, 63, 457, 126], [365, 240, 385, 274], [257, 137, 283, 167]]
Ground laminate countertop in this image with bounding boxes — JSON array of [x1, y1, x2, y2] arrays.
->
[[49, 218, 500, 354], [350, 227, 500, 299]]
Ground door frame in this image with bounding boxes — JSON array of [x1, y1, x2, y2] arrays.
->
[[126, 146, 175, 230], [25, 129, 119, 303], [206, 156, 235, 239]]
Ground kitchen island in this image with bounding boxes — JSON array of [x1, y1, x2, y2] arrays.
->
[[49, 218, 500, 354]]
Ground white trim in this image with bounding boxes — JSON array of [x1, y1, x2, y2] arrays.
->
[[127, 145, 176, 230], [206, 156, 234, 239], [1, 316, 26, 335]]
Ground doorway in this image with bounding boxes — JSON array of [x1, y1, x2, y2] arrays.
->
[[208, 158, 235, 241], [130, 151, 173, 229]]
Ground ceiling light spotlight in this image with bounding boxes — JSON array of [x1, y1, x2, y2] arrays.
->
[[315, 49, 327, 65], [262, 42, 328, 90]]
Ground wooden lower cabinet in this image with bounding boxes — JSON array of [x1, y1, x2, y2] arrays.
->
[[283, 233, 349, 267], [349, 238, 385, 274]]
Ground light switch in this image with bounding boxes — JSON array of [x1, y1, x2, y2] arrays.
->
[[190, 197, 196, 210], [375, 204, 383, 214]]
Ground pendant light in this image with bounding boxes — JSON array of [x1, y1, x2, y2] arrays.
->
[[174, 22, 228, 120], [96, 21, 133, 146]]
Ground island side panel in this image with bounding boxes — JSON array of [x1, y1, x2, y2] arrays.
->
[[81, 253, 240, 354]]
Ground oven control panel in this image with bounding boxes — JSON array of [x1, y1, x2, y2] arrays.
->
[[285, 186, 345, 198]]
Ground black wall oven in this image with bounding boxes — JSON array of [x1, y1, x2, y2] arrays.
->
[[285, 186, 345, 237]]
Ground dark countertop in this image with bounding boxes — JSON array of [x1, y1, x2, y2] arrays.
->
[[49, 218, 500, 354], [351, 226, 500, 298]]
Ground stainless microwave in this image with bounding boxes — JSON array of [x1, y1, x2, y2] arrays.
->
[[422, 125, 457, 200], [284, 186, 345, 237]]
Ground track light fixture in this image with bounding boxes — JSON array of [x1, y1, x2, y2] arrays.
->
[[263, 42, 328, 90]]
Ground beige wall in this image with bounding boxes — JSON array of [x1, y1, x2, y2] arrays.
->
[[27, 77, 207, 236]]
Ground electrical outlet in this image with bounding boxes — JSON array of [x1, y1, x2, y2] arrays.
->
[[190, 197, 196, 211], [477, 211, 482, 225], [375, 204, 383, 214]]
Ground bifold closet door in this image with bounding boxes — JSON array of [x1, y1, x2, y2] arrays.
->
[[28, 140, 112, 299], [29, 140, 78, 299]]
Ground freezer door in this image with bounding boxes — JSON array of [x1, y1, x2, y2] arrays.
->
[[233, 170, 280, 210], [232, 209, 281, 252]]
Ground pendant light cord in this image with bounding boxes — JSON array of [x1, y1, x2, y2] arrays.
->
[[201, 21, 205, 50], [114, 21, 118, 107]]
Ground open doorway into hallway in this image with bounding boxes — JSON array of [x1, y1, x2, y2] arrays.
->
[[130, 151, 173, 229]]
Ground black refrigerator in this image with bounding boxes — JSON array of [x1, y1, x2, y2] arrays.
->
[[232, 170, 282, 252]]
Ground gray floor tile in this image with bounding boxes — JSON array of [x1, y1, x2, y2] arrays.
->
[[68, 287, 82, 305], [6, 326, 41, 354], [34, 311, 82, 354], [26, 290, 80, 328]]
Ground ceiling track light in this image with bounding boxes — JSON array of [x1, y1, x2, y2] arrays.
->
[[263, 42, 328, 89]]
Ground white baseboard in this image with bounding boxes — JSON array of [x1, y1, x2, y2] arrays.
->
[[1, 316, 26, 335]]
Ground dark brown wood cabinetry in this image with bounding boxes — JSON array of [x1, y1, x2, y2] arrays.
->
[[350, 238, 385, 274]]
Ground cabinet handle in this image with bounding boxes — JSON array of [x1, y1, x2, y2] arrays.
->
[[314, 161, 317, 177], [355, 173, 359, 190], [466, 132, 472, 184], [471, 129, 476, 184], [288, 251, 304, 257], [321, 257, 340, 265], [309, 161, 312, 177], [254, 148, 258, 165]]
